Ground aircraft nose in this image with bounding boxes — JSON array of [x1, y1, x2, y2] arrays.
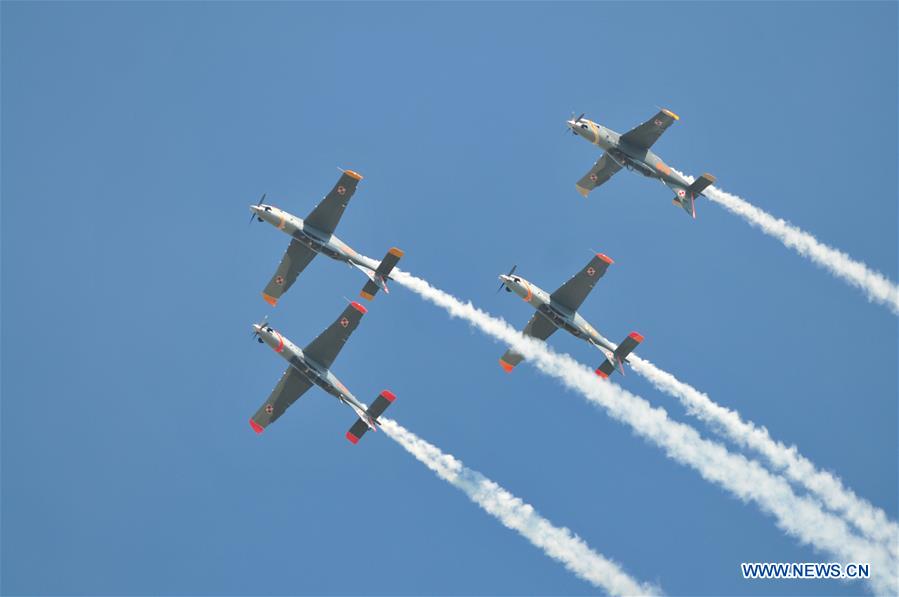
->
[[249, 204, 262, 214]]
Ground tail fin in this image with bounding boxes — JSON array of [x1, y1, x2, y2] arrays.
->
[[672, 173, 716, 219], [345, 390, 397, 444], [360, 247, 404, 301], [595, 332, 644, 379]]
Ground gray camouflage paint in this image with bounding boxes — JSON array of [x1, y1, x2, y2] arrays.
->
[[497, 254, 644, 376], [250, 171, 401, 306], [250, 319, 371, 432], [499, 272, 616, 355], [567, 109, 715, 216]]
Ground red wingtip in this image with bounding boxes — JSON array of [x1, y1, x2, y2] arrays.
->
[[380, 390, 397, 402], [597, 253, 614, 265], [629, 331, 644, 343], [346, 431, 360, 444], [595, 369, 609, 379], [350, 301, 367, 314], [499, 359, 515, 373], [249, 419, 264, 434]]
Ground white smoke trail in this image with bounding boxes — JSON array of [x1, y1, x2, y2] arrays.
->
[[391, 269, 897, 595], [677, 170, 899, 314], [628, 354, 899, 558], [381, 418, 660, 596]]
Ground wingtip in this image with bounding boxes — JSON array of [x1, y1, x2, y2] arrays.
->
[[359, 290, 375, 301], [595, 369, 610, 379], [249, 419, 265, 434], [346, 431, 360, 444], [575, 185, 590, 198], [629, 331, 644, 343], [597, 253, 614, 265], [343, 169, 363, 181], [262, 293, 278, 307], [499, 359, 515, 373], [389, 247, 404, 258], [350, 301, 367, 314], [380, 390, 397, 403], [661, 108, 680, 121]]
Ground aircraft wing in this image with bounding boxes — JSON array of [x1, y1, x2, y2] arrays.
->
[[575, 153, 622, 197], [303, 170, 363, 236], [549, 253, 614, 312], [499, 313, 557, 372], [619, 108, 679, 151], [303, 302, 367, 370], [249, 367, 313, 433], [262, 239, 317, 306]]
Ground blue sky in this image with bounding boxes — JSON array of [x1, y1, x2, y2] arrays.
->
[[2, 2, 896, 595]]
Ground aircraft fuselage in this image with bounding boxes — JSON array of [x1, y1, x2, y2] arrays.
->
[[501, 274, 617, 354], [572, 119, 691, 191], [253, 324, 368, 415], [254, 204, 381, 273]]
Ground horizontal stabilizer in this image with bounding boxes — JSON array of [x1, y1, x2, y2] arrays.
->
[[595, 332, 644, 379], [360, 247, 404, 301], [346, 390, 397, 444], [689, 173, 716, 196]]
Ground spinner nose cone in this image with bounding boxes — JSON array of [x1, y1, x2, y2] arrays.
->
[[252, 323, 262, 333], [249, 204, 262, 215]]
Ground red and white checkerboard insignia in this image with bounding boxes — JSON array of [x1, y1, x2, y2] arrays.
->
[[589, 173, 598, 183], [654, 119, 663, 126], [340, 317, 349, 328], [586, 267, 596, 276], [265, 404, 274, 414], [275, 275, 284, 285], [677, 189, 686, 198], [337, 185, 346, 195]]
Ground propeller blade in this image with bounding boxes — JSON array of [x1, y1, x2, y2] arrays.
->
[[248, 193, 266, 225], [252, 314, 270, 337], [498, 264, 517, 292], [575, 112, 585, 123]]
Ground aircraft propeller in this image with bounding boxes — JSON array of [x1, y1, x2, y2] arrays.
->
[[496, 264, 517, 293], [566, 112, 585, 135], [248, 193, 266, 225], [251, 315, 270, 343]]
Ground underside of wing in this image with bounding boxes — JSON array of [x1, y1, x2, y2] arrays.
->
[[303, 302, 367, 370], [550, 253, 614, 312], [499, 312, 558, 373], [304, 170, 363, 236], [250, 367, 313, 433], [262, 239, 317, 306], [619, 108, 679, 151], [575, 153, 622, 197]]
